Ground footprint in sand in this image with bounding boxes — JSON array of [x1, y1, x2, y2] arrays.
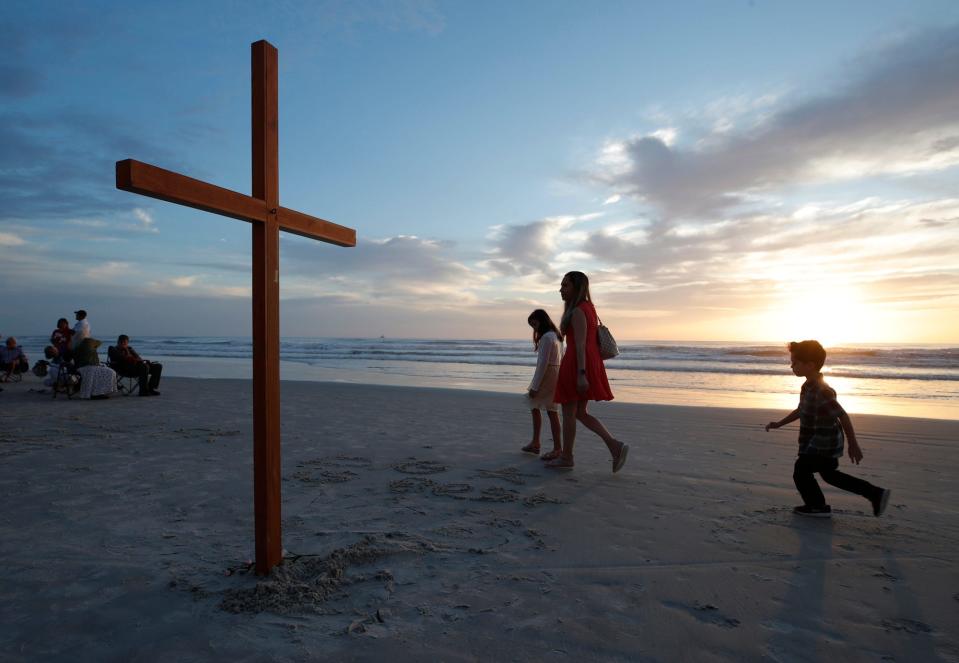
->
[[390, 472, 561, 508], [759, 619, 795, 634], [662, 600, 741, 629], [474, 466, 535, 485], [522, 492, 565, 507], [882, 618, 934, 634], [433, 525, 475, 538], [325, 455, 373, 468], [473, 468, 564, 506], [298, 455, 372, 469], [291, 468, 359, 484], [525, 528, 547, 549], [390, 476, 477, 500], [393, 459, 448, 475], [473, 486, 520, 503], [173, 427, 241, 441], [433, 483, 473, 499], [294, 455, 371, 484], [390, 477, 436, 494]]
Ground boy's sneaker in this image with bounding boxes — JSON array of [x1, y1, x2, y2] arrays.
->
[[793, 505, 832, 518], [871, 488, 891, 517]]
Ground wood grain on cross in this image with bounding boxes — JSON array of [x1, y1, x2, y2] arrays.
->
[[115, 40, 355, 575]]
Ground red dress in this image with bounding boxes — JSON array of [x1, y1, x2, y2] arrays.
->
[[553, 301, 614, 403]]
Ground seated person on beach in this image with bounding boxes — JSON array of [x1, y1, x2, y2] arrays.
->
[[43, 345, 79, 390], [68, 337, 117, 400], [0, 337, 29, 381], [50, 318, 74, 359], [108, 335, 162, 397], [73, 336, 102, 368], [765, 339, 891, 518]]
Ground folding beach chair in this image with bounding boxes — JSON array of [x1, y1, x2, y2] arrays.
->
[[115, 373, 137, 396], [51, 362, 80, 399], [0, 348, 28, 383], [107, 346, 137, 396]]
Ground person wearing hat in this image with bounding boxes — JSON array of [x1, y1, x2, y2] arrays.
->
[[73, 309, 91, 346]]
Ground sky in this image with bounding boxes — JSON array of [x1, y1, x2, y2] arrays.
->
[[2, 0, 958, 343]]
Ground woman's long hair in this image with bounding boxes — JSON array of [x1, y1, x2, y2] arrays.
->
[[560, 271, 592, 334], [528, 309, 562, 349]]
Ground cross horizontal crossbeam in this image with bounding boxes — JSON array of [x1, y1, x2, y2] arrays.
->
[[116, 159, 356, 247]]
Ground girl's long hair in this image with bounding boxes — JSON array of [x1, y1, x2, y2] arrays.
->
[[528, 309, 561, 349], [560, 271, 592, 334]]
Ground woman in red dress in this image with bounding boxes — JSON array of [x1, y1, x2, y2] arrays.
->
[[547, 271, 629, 472], [50, 317, 74, 359]]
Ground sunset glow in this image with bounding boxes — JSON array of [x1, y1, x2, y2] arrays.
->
[[0, 4, 957, 344]]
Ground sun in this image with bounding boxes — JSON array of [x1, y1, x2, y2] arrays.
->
[[760, 284, 875, 346]]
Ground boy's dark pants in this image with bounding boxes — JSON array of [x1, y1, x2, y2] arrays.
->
[[793, 455, 880, 507]]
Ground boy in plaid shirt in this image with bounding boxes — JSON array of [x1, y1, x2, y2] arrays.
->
[[765, 340, 891, 518]]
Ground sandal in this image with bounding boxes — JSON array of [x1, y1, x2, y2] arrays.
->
[[540, 449, 563, 461], [612, 442, 630, 474], [545, 457, 575, 470], [521, 443, 541, 455]]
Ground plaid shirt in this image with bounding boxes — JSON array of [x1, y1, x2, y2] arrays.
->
[[797, 376, 846, 458]]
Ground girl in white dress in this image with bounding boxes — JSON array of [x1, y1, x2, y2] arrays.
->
[[521, 309, 564, 460]]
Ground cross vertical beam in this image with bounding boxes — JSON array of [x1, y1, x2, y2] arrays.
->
[[251, 40, 282, 575], [115, 39, 356, 576]]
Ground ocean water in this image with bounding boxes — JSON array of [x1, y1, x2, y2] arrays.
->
[[13, 336, 959, 420]]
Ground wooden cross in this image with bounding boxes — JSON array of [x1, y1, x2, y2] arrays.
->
[[115, 40, 356, 575]]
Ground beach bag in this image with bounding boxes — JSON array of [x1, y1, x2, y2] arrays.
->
[[32, 360, 49, 377], [597, 318, 619, 360]]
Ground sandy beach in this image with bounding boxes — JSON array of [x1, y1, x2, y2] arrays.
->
[[1, 376, 957, 662]]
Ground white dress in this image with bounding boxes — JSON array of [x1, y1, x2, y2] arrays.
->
[[525, 331, 562, 412]]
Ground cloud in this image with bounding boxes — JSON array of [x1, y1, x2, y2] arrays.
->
[[0, 232, 26, 247], [173, 259, 251, 274], [86, 261, 133, 281], [127, 208, 159, 233], [169, 276, 198, 288], [145, 276, 250, 298], [65, 219, 109, 229], [62, 210, 160, 236], [592, 24, 959, 218], [0, 109, 182, 224], [577, 197, 959, 322], [483, 214, 598, 279], [280, 234, 479, 304]]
